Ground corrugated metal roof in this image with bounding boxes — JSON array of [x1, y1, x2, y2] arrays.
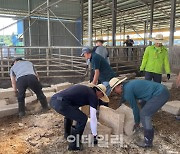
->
[[83, 0, 180, 36]]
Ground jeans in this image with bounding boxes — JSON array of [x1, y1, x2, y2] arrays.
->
[[145, 71, 162, 83], [140, 87, 169, 129], [50, 96, 88, 133], [102, 81, 111, 96]]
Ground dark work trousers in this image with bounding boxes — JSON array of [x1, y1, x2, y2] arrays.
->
[[140, 87, 169, 130], [145, 71, 162, 83], [16, 74, 46, 103], [50, 96, 88, 134]]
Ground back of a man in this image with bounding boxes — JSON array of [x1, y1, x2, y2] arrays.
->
[[91, 52, 115, 83], [94, 38, 110, 64], [10, 61, 35, 80]]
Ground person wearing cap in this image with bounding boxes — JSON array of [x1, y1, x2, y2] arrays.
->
[[81, 47, 115, 96], [90, 38, 110, 84], [123, 35, 134, 61], [94, 38, 110, 64], [10, 57, 49, 117], [109, 77, 169, 148], [123, 35, 134, 47], [140, 34, 171, 83], [50, 84, 109, 151]]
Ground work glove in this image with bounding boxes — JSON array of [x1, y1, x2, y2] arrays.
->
[[167, 74, 170, 80], [139, 71, 144, 77], [133, 123, 140, 132]]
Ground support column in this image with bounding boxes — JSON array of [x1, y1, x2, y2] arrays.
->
[[144, 21, 147, 45], [88, 0, 93, 47], [169, 0, 176, 47], [81, 0, 84, 45], [112, 0, 117, 46], [107, 27, 109, 46], [120, 23, 122, 46], [47, 0, 51, 47], [149, 0, 154, 45], [28, 0, 32, 46], [123, 24, 125, 46]]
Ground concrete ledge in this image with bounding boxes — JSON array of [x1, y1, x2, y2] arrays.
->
[[161, 101, 180, 115], [44, 92, 55, 103], [42, 87, 56, 93], [99, 106, 125, 135], [116, 104, 135, 136], [161, 82, 173, 90], [83, 118, 112, 137], [51, 82, 72, 92], [0, 103, 18, 118]]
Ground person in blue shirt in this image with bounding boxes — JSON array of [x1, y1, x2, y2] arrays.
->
[[81, 47, 115, 96], [50, 84, 109, 151], [109, 77, 170, 148]]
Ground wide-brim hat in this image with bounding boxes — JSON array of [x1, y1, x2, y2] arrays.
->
[[109, 77, 127, 91], [89, 83, 109, 102], [149, 34, 166, 43], [94, 37, 107, 43]]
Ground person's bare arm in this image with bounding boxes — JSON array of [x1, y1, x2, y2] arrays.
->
[[92, 69, 100, 85], [176, 72, 180, 88], [33, 65, 39, 81], [10, 76, 17, 95]]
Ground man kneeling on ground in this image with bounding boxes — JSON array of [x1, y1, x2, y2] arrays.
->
[[50, 83, 109, 151]]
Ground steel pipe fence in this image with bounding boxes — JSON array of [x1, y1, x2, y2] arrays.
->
[[0, 46, 153, 79]]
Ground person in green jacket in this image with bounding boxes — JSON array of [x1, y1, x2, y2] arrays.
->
[[140, 34, 171, 83]]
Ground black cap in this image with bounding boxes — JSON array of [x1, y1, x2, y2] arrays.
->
[[11, 57, 23, 66]]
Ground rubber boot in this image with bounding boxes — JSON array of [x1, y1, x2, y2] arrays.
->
[[39, 97, 50, 112], [64, 117, 73, 139], [68, 127, 83, 151], [18, 102, 26, 117], [136, 129, 154, 148]]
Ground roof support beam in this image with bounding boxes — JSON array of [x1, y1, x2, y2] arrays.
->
[[87, 0, 93, 47], [47, 0, 51, 47], [149, 0, 154, 45], [112, 0, 117, 46], [28, 0, 32, 46], [169, 0, 176, 47]]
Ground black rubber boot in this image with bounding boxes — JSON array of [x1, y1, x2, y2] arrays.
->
[[18, 102, 26, 117], [136, 129, 154, 148], [39, 97, 50, 112], [68, 127, 83, 151], [64, 117, 73, 139]]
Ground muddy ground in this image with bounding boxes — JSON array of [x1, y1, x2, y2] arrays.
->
[[0, 87, 180, 154]]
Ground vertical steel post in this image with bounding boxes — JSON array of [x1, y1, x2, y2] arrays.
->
[[81, 0, 84, 45], [88, 0, 92, 47], [28, 0, 32, 46], [144, 21, 147, 45], [112, 0, 117, 46], [47, 0, 51, 47], [149, 0, 154, 45], [169, 0, 176, 47]]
